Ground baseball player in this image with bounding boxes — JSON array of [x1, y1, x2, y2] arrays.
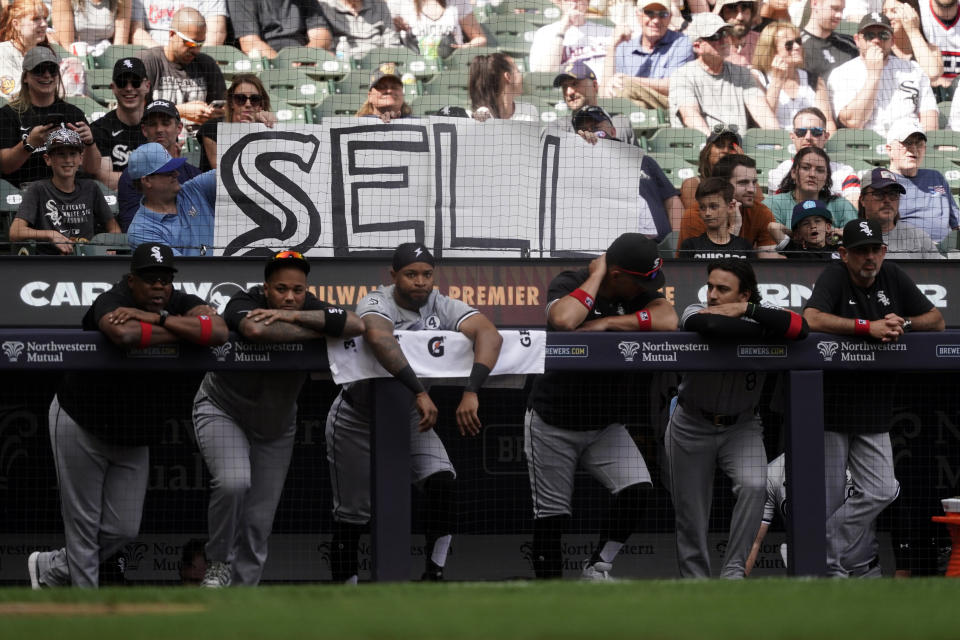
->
[[526, 233, 678, 580], [804, 218, 943, 577], [325, 242, 502, 582], [669, 258, 808, 579], [28, 243, 227, 588], [193, 250, 363, 587]]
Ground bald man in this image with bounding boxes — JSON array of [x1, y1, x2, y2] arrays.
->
[[140, 8, 226, 125]]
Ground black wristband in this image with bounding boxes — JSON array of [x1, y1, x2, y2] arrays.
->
[[745, 302, 756, 319], [395, 364, 425, 394], [323, 306, 348, 337], [464, 362, 492, 394]]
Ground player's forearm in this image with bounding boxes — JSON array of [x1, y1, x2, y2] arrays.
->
[[684, 312, 765, 337], [803, 308, 859, 334], [910, 308, 945, 332], [240, 318, 325, 342], [164, 314, 228, 346], [367, 331, 413, 374], [744, 522, 769, 577], [471, 327, 503, 369], [291, 309, 363, 338], [749, 304, 808, 339]]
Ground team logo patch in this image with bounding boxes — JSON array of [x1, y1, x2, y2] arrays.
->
[[2, 341, 24, 362], [617, 340, 641, 362], [877, 290, 890, 306], [425, 314, 440, 329], [816, 341, 839, 362], [428, 336, 445, 357], [859, 221, 873, 236]]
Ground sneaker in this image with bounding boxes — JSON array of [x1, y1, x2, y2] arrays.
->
[[201, 561, 232, 588], [421, 560, 444, 581], [581, 560, 614, 581], [343, 574, 358, 585], [27, 551, 43, 590]]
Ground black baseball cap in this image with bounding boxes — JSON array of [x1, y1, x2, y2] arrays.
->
[[392, 242, 435, 271], [606, 233, 665, 290], [113, 57, 146, 82], [265, 250, 310, 279], [858, 11, 893, 33], [131, 243, 177, 273], [142, 99, 180, 123], [842, 219, 886, 249]]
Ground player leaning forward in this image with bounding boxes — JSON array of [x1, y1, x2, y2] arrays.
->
[[669, 258, 808, 579], [803, 219, 943, 577], [527, 233, 678, 580], [194, 250, 363, 587], [326, 243, 503, 582]]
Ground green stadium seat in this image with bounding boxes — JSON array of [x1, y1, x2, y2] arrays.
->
[[925, 129, 960, 153], [93, 44, 147, 70], [313, 94, 364, 120], [523, 71, 560, 98], [835, 21, 859, 37], [274, 46, 349, 82], [421, 70, 470, 96], [76, 232, 129, 256], [495, 34, 533, 61], [0, 178, 22, 214], [358, 47, 440, 79], [97, 182, 119, 215], [204, 44, 263, 79], [924, 152, 960, 193], [938, 229, 960, 256], [487, 13, 539, 37], [624, 108, 664, 138], [657, 230, 678, 259], [743, 128, 791, 155], [938, 101, 951, 129], [443, 46, 501, 70], [66, 95, 108, 122], [87, 67, 115, 106], [645, 128, 706, 163], [647, 152, 697, 188], [411, 93, 469, 116], [274, 100, 308, 125], [825, 128, 885, 160], [259, 68, 329, 106]]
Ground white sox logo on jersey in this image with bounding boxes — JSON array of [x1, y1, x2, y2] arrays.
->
[[2, 341, 24, 362], [617, 341, 641, 362], [877, 290, 890, 306], [816, 341, 839, 361]]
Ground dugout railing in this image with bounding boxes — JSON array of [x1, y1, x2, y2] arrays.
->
[[4, 329, 960, 581]]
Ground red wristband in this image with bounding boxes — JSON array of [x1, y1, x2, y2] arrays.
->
[[785, 311, 803, 339], [569, 288, 595, 311], [854, 318, 870, 336], [198, 315, 213, 345], [636, 309, 652, 331], [138, 321, 152, 348]]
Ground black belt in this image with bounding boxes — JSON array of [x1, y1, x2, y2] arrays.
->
[[678, 398, 747, 427]]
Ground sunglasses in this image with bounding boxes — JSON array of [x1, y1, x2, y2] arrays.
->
[[794, 127, 825, 137], [643, 8, 670, 19], [701, 30, 729, 43], [173, 29, 204, 48], [115, 76, 143, 89], [862, 29, 892, 41], [273, 250, 306, 260], [723, 1, 755, 11], [784, 38, 802, 51], [30, 63, 59, 76], [231, 93, 263, 107], [137, 272, 175, 286]]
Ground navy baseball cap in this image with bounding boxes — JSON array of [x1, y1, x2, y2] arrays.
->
[[842, 219, 886, 249], [572, 105, 613, 131], [131, 243, 177, 273], [606, 233, 665, 290], [553, 60, 596, 87], [265, 249, 310, 279], [791, 200, 833, 229], [860, 168, 906, 193], [128, 142, 187, 180], [392, 242, 435, 271]]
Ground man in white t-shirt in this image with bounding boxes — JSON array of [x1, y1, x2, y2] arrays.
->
[[919, 0, 960, 82], [529, 0, 611, 82], [131, 0, 227, 47], [827, 12, 938, 137], [766, 107, 860, 206]]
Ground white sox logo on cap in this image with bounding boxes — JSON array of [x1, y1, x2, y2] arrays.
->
[[859, 221, 873, 236], [151, 246, 164, 262], [123, 59, 133, 69]]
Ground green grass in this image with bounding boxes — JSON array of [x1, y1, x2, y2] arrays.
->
[[1, 579, 959, 639]]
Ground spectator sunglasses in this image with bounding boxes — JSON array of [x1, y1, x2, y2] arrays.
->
[[231, 93, 263, 108], [643, 8, 670, 19], [173, 29, 205, 48], [794, 127, 825, 138]]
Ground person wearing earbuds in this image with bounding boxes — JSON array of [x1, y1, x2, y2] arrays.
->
[[0, 45, 102, 188]]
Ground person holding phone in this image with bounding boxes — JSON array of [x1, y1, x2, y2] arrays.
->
[[195, 73, 273, 171], [0, 45, 101, 188]]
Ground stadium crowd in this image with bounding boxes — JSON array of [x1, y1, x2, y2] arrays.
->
[[2, 0, 958, 587]]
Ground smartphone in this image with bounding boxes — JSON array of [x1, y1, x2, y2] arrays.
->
[[44, 113, 65, 126], [209, 100, 225, 108]]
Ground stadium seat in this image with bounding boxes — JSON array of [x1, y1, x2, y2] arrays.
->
[[835, 21, 859, 37], [443, 46, 501, 70], [923, 152, 960, 193], [743, 128, 791, 155], [274, 100, 308, 125], [648, 152, 696, 188], [645, 128, 706, 163], [411, 93, 469, 116], [204, 44, 263, 79], [752, 151, 783, 191], [259, 68, 329, 106], [925, 130, 960, 153], [523, 71, 560, 98], [66, 95, 107, 122], [76, 233, 129, 256], [97, 182, 119, 215], [0, 178, 21, 215], [274, 46, 349, 82], [358, 47, 439, 79], [597, 97, 640, 119], [312, 94, 364, 120], [657, 230, 678, 259], [825, 128, 885, 160], [495, 34, 533, 61], [491, 0, 560, 26], [938, 229, 960, 256], [87, 67, 115, 106], [183, 136, 201, 166], [93, 44, 146, 70], [939, 101, 951, 129], [421, 70, 470, 96], [625, 107, 664, 138]]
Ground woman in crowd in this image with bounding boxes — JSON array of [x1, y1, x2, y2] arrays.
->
[[50, 0, 131, 55], [468, 52, 538, 122], [679, 124, 742, 211], [197, 73, 273, 171], [0, 0, 50, 100], [882, 0, 942, 83], [392, 0, 486, 55], [750, 21, 834, 132], [0, 45, 101, 187], [356, 67, 412, 123], [764, 146, 857, 231]]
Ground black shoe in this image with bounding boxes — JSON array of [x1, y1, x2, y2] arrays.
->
[[421, 560, 444, 581]]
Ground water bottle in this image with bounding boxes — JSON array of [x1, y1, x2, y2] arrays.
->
[[335, 36, 349, 62]]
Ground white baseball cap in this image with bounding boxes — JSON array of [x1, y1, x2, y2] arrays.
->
[[685, 13, 729, 41], [886, 119, 925, 146]]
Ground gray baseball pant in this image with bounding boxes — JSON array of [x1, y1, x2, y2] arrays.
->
[[325, 392, 455, 525], [666, 403, 767, 579], [193, 392, 296, 586], [524, 409, 651, 519], [824, 431, 898, 577], [40, 395, 148, 588]]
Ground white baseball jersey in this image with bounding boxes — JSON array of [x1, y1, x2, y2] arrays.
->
[[920, 1, 960, 80]]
